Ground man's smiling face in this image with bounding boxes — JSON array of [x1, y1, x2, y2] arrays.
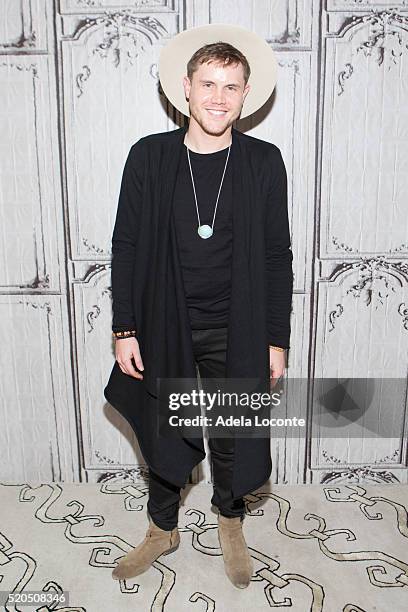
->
[[183, 60, 250, 136]]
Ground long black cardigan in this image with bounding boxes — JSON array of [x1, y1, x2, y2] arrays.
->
[[104, 124, 293, 497]]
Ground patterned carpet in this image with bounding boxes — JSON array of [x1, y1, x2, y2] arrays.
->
[[0, 476, 407, 611]]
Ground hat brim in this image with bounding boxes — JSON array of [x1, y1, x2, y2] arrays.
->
[[158, 24, 278, 120]]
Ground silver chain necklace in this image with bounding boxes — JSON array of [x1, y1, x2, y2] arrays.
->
[[186, 140, 231, 239]]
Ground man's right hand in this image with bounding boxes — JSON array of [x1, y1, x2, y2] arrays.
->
[[115, 336, 144, 379]]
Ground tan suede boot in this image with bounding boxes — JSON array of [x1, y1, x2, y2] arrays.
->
[[112, 519, 180, 580], [217, 514, 253, 588]]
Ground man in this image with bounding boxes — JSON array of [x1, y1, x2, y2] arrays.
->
[[104, 24, 293, 589]]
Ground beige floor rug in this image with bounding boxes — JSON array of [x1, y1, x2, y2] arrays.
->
[[0, 477, 407, 611]]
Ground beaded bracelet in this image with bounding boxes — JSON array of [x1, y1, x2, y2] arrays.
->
[[112, 330, 136, 339]]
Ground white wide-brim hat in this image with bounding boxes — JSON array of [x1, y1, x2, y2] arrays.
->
[[158, 24, 278, 120]]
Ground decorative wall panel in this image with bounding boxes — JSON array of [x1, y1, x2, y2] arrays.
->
[[60, 10, 177, 260], [0, 296, 78, 481], [321, 9, 408, 257], [0, 57, 63, 290]]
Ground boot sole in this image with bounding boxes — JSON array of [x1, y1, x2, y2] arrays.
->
[[161, 542, 180, 556]]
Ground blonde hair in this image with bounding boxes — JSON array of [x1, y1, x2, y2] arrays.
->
[[187, 42, 251, 85]]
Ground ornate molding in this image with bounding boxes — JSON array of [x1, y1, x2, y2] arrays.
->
[[76, 0, 102, 6], [391, 243, 408, 253], [270, 26, 301, 45], [72, 12, 167, 97], [321, 448, 401, 483], [328, 303, 344, 332], [321, 467, 400, 484], [80, 263, 110, 283], [279, 58, 300, 72], [18, 300, 53, 315], [325, 256, 408, 334], [96, 465, 149, 482], [82, 237, 107, 255], [76, 65, 91, 98], [336, 9, 408, 95], [398, 303, 408, 330], [24, 273, 50, 289], [337, 62, 353, 96], [86, 287, 111, 332], [339, 8, 408, 42], [0, 62, 38, 76], [328, 256, 408, 307], [331, 239, 408, 257], [0, 30, 36, 49], [345, 257, 407, 307], [355, 9, 408, 68], [322, 448, 400, 464], [332, 236, 356, 253]]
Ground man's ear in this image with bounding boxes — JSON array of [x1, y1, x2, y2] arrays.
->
[[183, 75, 191, 100], [243, 83, 250, 101]]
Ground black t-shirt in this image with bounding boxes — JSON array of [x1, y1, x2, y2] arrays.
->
[[173, 143, 233, 329]]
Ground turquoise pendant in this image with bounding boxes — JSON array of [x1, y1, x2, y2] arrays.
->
[[198, 224, 213, 239]]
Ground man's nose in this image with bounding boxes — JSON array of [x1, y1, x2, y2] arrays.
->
[[210, 88, 226, 105]]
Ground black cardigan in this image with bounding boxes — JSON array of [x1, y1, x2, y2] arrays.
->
[[105, 125, 294, 498]]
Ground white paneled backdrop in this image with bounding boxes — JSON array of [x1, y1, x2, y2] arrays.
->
[[1, 0, 407, 486]]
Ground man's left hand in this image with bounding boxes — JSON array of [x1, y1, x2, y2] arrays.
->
[[269, 346, 286, 388]]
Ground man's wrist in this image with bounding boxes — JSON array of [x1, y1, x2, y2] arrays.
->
[[269, 345, 286, 352], [112, 329, 137, 339]]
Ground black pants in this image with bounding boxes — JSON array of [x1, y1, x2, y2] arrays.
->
[[147, 327, 245, 530]]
